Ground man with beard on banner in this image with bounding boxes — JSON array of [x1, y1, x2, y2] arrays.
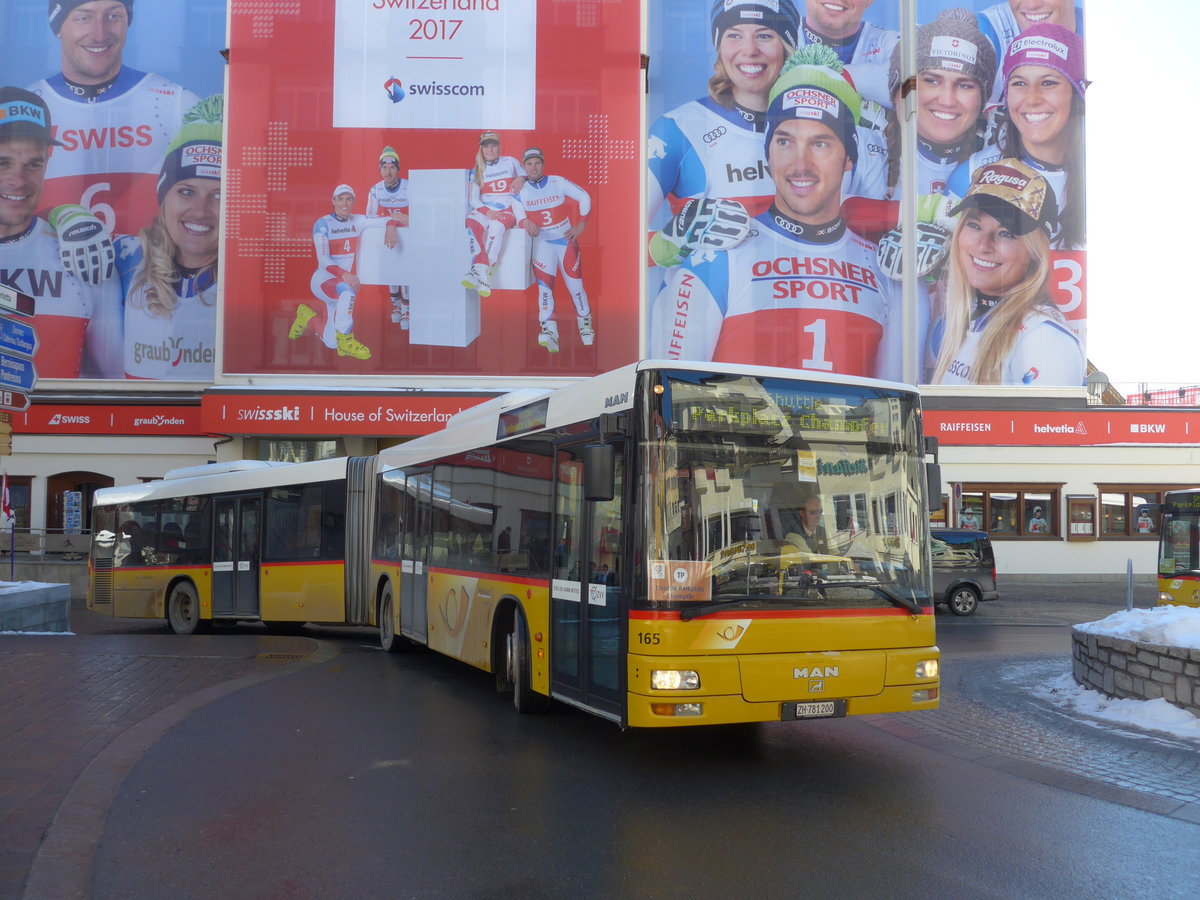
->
[[649, 47, 916, 381], [0, 86, 123, 379], [28, 1, 200, 237]]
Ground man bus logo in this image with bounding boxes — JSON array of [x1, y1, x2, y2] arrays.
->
[[794, 666, 838, 678], [604, 391, 629, 408]]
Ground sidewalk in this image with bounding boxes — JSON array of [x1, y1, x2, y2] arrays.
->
[[0, 600, 328, 900]]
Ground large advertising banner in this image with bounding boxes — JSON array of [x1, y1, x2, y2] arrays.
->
[[0, 0, 228, 382], [646, 0, 1086, 389], [223, 0, 642, 378]]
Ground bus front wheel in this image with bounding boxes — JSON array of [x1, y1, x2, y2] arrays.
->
[[507, 609, 549, 714], [167, 582, 204, 635]]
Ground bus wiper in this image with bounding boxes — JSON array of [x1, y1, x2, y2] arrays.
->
[[679, 596, 780, 621], [854, 581, 923, 614]]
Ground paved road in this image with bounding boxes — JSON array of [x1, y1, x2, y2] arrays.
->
[[1, 579, 1193, 899]]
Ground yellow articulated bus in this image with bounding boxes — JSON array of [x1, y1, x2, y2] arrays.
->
[[371, 361, 942, 727], [88, 457, 379, 633], [89, 361, 942, 727], [1157, 489, 1200, 608]]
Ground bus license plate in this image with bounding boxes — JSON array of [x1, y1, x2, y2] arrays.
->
[[782, 700, 845, 720]]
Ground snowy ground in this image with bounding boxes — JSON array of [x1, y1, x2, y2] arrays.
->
[[1038, 606, 1200, 741]]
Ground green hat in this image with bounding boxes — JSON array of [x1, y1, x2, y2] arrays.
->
[[765, 44, 862, 164], [157, 95, 223, 204]]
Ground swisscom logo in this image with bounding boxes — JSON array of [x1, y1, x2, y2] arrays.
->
[[383, 75, 484, 103]]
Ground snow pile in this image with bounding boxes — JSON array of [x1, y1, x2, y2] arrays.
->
[[1036, 673, 1200, 740], [1035, 605, 1200, 741], [1074, 605, 1200, 650], [0, 580, 61, 594]]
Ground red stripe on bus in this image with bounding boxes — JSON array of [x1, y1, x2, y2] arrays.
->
[[427, 567, 549, 589], [101, 564, 211, 572], [629, 607, 932, 621]]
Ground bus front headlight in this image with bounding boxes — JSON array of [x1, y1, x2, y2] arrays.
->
[[651, 669, 700, 690], [915, 659, 939, 680]]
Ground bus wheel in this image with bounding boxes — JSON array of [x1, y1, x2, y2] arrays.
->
[[379, 584, 406, 653], [167, 582, 203, 635], [947, 586, 980, 616], [507, 609, 549, 714]]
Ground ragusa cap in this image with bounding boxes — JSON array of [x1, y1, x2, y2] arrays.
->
[[950, 158, 1058, 236]]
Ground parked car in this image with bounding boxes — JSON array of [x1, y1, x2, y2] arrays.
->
[[930, 528, 998, 616]]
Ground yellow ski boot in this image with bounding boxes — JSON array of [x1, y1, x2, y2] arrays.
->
[[336, 331, 372, 360], [288, 304, 317, 340]]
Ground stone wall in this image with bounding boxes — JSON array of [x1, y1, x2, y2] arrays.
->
[[1072, 628, 1200, 716]]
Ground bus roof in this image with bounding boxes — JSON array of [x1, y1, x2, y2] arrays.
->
[[93, 456, 357, 508], [378, 360, 918, 470]]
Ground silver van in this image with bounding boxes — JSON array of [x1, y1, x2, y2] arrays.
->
[[930, 528, 998, 616]]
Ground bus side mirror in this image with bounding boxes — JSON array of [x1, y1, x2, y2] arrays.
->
[[584, 444, 615, 502], [926, 463, 942, 513]]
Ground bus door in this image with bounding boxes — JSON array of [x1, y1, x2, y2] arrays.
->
[[400, 470, 431, 643], [550, 440, 625, 719], [212, 494, 262, 618]]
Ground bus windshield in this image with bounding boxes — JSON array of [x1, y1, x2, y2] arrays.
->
[[641, 371, 929, 613]]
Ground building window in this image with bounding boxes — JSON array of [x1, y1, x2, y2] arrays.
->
[[253, 439, 341, 462], [1, 475, 32, 530], [961, 485, 1063, 538], [1097, 487, 1182, 538]]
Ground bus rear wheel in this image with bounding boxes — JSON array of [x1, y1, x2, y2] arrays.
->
[[167, 582, 204, 635], [379, 583, 406, 653], [507, 608, 548, 714]]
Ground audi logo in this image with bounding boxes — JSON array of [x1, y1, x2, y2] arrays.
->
[[702, 126, 727, 143]]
